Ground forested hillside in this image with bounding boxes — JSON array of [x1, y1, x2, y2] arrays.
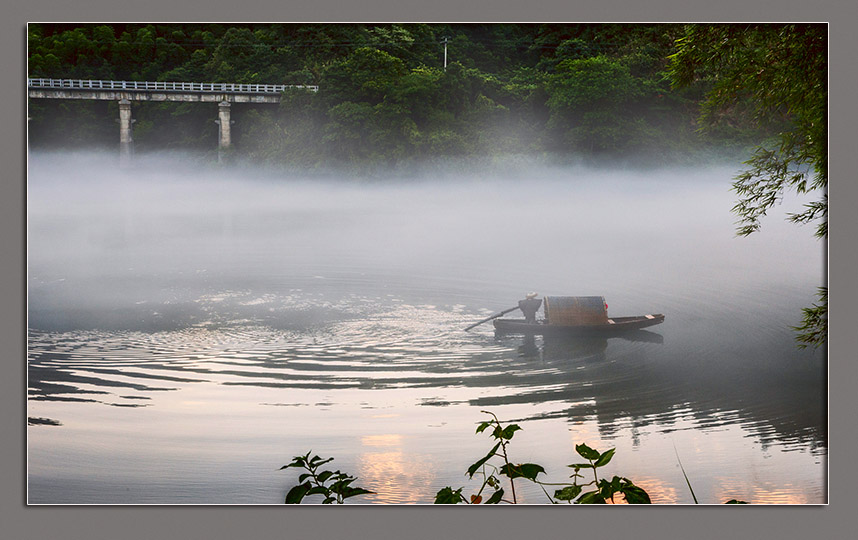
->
[[27, 23, 768, 167]]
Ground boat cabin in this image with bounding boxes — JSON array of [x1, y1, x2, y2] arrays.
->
[[543, 296, 608, 326]]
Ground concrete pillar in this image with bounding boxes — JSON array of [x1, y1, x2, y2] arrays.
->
[[118, 99, 134, 168], [216, 101, 231, 163]]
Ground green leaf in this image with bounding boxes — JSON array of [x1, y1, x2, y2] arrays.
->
[[279, 456, 305, 469], [598, 479, 616, 500], [593, 448, 616, 468], [499, 463, 545, 481], [306, 486, 329, 496], [434, 486, 464, 504], [485, 488, 505, 504], [621, 485, 652, 504], [317, 470, 334, 483], [475, 421, 491, 434], [467, 442, 501, 479], [611, 476, 623, 491], [501, 424, 522, 440], [553, 485, 582, 501], [575, 443, 600, 461], [298, 473, 312, 483], [341, 487, 374, 499], [329, 472, 348, 483], [576, 490, 606, 504], [330, 478, 357, 494], [284, 482, 311, 504], [568, 463, 592, 470], [310, 456, 334, 468]]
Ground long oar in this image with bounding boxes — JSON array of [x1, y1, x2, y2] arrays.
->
[[464, 306, 519, 331]]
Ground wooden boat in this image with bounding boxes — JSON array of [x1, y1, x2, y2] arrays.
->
[[493, 314, 665, 335], [490, 295, 664, 335]]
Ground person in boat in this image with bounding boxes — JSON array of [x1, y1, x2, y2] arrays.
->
[[518, 293, 542, 324]]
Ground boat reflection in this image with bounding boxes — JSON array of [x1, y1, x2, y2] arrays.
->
[[500, 329, 664, 364]]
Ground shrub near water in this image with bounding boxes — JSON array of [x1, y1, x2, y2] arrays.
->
[[280, 451, 374, 504], [280, 412, 751, 503], [279, 411, 653, 504], [434, 411, 651, 504]]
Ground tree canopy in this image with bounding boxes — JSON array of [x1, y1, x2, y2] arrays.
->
[[668, 23, 827, 348], [28, 23, 714, 163]]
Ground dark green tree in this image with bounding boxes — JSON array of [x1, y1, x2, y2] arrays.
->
[[319, 47, 406, 106], [545, 55, 645, 152], [668, 24, 827, 348]]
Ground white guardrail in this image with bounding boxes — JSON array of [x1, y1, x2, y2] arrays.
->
[[27, 78, 318, 93]]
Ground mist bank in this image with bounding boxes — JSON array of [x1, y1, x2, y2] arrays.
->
[[27, 151, 823, 332], [27, 147, 754, 181], [25, 97, 748, 173]]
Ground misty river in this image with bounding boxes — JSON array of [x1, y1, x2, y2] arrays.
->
[[27, 152, 825, 504]]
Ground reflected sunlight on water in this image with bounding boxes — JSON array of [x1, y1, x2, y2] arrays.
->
[[357, 449, 440, 504]]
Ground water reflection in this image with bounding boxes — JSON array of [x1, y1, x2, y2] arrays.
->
[[483, 332, 824, 453], [28, 299, 824, 460], [352, 434, 440, 504], [512, 332, 664, 362], [631, 475, 681, 504], [356, 449, 440, 504]]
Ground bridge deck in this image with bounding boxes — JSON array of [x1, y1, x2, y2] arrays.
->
[[27, 78, 318, 94]]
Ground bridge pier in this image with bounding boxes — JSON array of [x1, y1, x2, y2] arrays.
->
[[215, 101, 232, 163], [29, 79, 321, 164], [118, 99, 134, 168]]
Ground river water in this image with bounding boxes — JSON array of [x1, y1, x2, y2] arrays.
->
[[27, 153, 826, 504]]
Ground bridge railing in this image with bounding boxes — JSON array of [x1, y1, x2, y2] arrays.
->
[[27, 78, 319, 94]]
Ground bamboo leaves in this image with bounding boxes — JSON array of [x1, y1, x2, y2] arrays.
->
[[668, 24, 827, 348]]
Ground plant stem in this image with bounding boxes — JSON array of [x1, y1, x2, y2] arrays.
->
[[536, 482, 556, 503], [499, 431, 517, 503], [485, 411, 517, 504], [673, 444, 698, 504]]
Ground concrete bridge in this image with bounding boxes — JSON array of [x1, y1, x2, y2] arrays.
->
[[27, 78, 319, 164]]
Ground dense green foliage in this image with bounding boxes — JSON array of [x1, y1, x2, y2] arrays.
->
[[668, 24, 827, 348], [28, 23, 737, 164]]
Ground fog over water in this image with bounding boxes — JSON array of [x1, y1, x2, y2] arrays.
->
[[27, 152, 825, 504]]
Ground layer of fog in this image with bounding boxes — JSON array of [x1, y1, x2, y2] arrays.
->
[[27, 151, 824, 331]]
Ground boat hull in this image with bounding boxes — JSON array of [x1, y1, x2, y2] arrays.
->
[[493, 314, 665, 335]]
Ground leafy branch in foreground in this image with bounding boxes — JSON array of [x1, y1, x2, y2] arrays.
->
[[562, 443, 651, 504], [434, 410, 650, 504], [281, 412, 748, 504], [279, 451, 374, 504], [434, 410, 535, 504]]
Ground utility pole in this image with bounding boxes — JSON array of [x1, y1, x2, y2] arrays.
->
[[442, 36, 449, 70]]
